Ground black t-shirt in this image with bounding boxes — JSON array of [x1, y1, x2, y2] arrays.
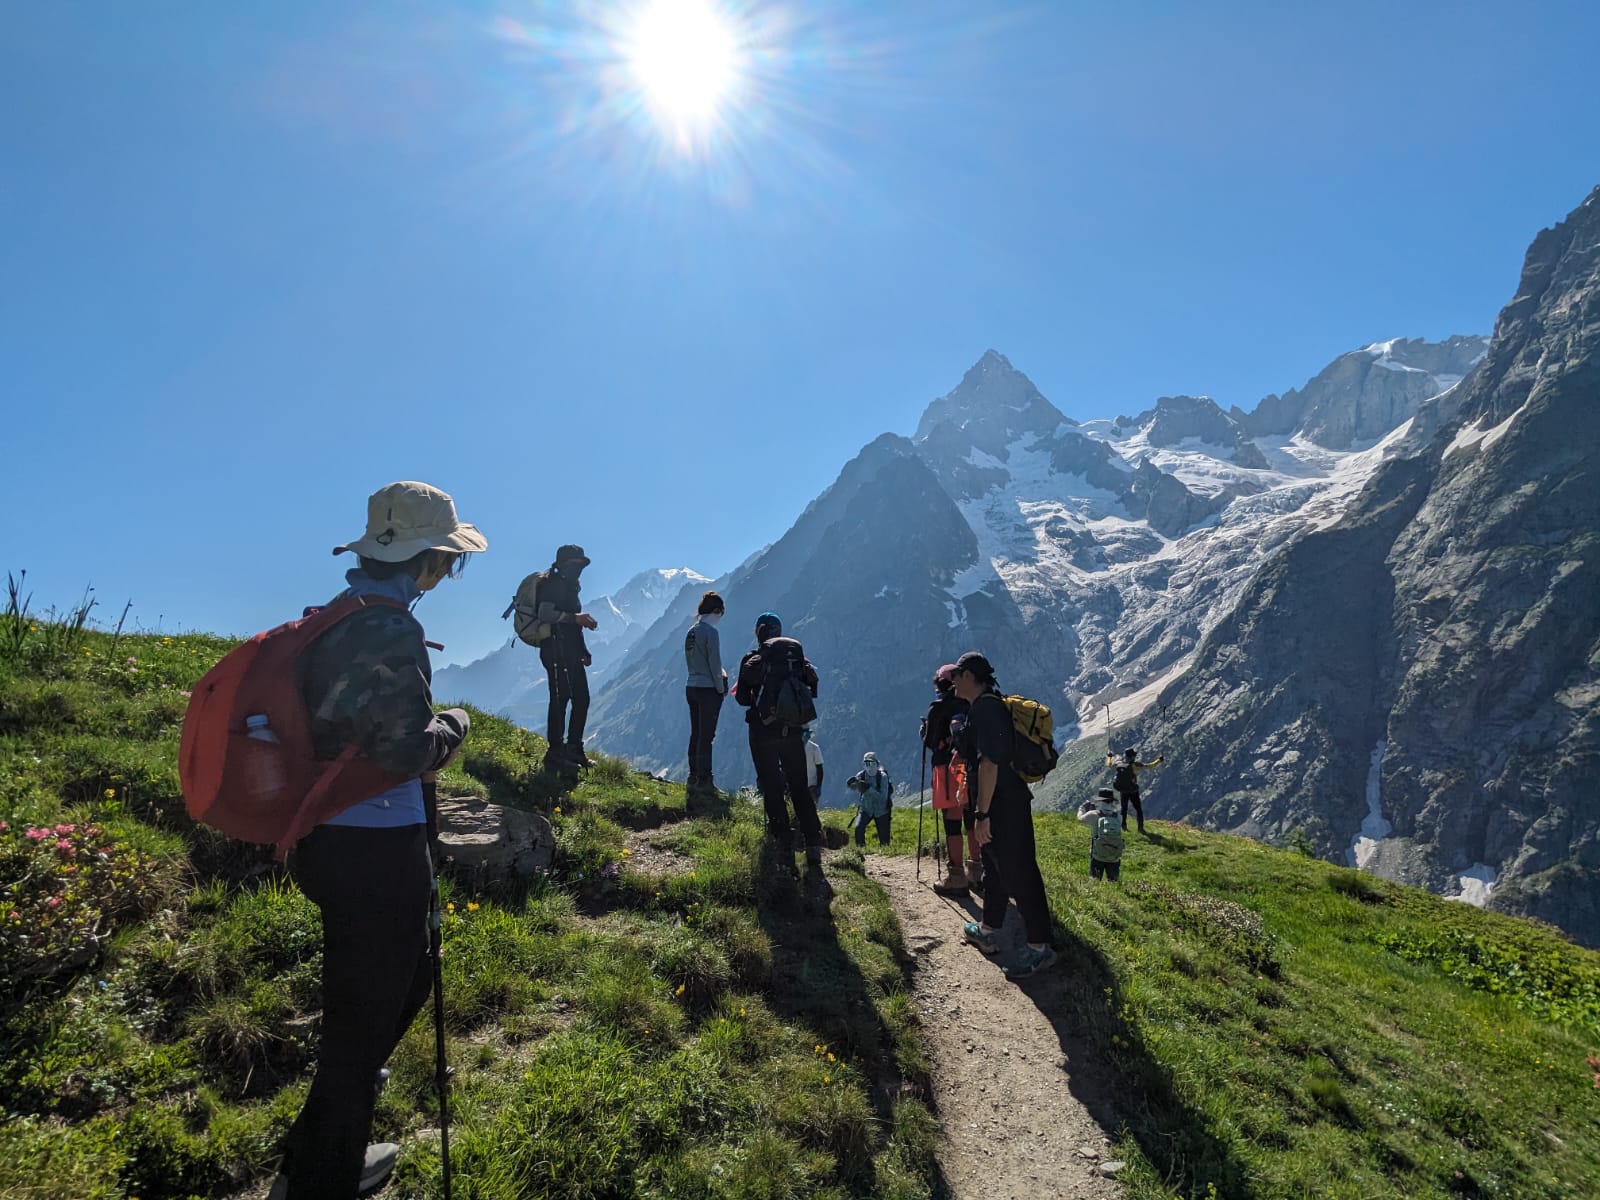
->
[[962, 691, 1031, 805], [923, 693, 969, 765]]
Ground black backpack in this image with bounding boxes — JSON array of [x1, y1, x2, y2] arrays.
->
[[755, 638, 817, 730], [1114, 763, 1137, 794]]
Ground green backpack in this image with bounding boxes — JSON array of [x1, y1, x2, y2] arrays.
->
[[502, 572, 555, 647], [1092, 812, 1124, 863]]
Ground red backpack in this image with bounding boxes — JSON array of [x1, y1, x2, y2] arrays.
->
[[179, 595, 412, 858]]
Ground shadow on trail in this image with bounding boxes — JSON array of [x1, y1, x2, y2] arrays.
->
[[976, 892, 1261, 1200], [755, 843, 953, 1199]]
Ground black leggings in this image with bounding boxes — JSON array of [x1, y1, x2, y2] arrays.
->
[[943, 811, 975, 837], [685, 686, 724, 782], [1121, 788, 1144, 828], [541, 643, 590, 749], [979, 796, 1053, 945], [285, 823, 433, 1200]]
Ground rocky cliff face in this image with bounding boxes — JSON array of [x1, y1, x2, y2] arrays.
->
[[1134, 187, 1600, 944]]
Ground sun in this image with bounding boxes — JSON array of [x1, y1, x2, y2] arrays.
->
[[623, 0, 742, 142]]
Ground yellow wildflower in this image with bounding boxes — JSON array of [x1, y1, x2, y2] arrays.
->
[[447, 902, 456, 913], [466, 902, 480, 912], [675, 984, 685, 996], [827, 1052, 836, 1063]]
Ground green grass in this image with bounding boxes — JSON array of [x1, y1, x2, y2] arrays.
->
[[0, 610, 938, 1200], [7, 599, 1600, 1199]]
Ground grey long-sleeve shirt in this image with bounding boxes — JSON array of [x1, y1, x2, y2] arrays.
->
[[684, 617, 725, 692]]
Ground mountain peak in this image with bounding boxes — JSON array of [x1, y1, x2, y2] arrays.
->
[[914, 351, 1072, 447]]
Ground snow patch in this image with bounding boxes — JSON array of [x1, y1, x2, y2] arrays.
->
[[1445, 404, 1524, 460], [1446, 864, 1498, 907], [1076, 657, 1193, 737], [1347, 740, 1393, 870]]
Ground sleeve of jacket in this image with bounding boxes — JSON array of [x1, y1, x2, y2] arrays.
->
[[338, 609, 467, 778], [735, 649, 764, 707], [803, 658, 819, 696]]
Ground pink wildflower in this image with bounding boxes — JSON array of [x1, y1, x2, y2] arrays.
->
[[54, 824, 75, 835], [56, 839, 74, 853], [126, 656, 137, 664], [86, 826, 102, 838], [46, 896, 62, 909], [25, 828, 48, 842], [0, 821, 8, 832]]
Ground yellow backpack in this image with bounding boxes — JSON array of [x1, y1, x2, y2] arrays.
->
[[1003, 695, 1059, 782]]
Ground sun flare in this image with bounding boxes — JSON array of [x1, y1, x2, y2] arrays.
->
[[623, 0, 742, 142]]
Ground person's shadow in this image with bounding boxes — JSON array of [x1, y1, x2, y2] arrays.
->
[[989, 897, 1259, 1200], [755, 843, 954, 1196]]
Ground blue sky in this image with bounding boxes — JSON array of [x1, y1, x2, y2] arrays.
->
[[3, 0, 1597, 666]]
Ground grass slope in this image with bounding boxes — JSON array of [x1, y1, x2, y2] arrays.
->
[[4, 607, 1600, 1199]]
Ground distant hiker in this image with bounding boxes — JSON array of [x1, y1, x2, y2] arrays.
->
[[949, 651, 1056, 979], [1078, 788, 1125, 881], [924, 663, 979, 895], [537, 545, 600, 768], [804, 726, 825, 806], [1106, 747, 1163, 833], [683, 590, 728, 798], [735, 612, 824, 861], [847, 751, 894, 847], [272, 480, 484, 1200]]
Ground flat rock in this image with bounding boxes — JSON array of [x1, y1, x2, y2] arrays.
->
[[436, 797, 554, 885]]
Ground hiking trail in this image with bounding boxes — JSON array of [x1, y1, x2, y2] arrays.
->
[[867, 853, 1124, 1200]]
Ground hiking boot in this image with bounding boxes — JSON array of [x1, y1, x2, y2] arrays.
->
[[933, 866, 969, 896], [358, 1142, 400, 1195], [566, 745, 594, 769], [374, 1067, 390, 1104], [962, 921, 999, 956], [267, 1142, 398, 1200], [1003, 944, 1058, 980], [966, 858, 985, 892]]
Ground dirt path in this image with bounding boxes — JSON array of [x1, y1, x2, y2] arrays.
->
[[866, 854, 1124, 1200]]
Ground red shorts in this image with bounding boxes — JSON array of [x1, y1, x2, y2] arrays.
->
[[931, 761, 966, 812]]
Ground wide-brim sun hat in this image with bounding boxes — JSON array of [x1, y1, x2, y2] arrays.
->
[[333, 481, 488, 562]]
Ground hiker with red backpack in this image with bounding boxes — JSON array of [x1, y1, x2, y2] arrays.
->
[[948, 651, 1057, 979], [184, 480, 484, 1200], [734, 612, 823, 862], [924, 663, 980, 896]]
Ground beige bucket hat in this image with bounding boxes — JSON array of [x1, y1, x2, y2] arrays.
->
[[333, 481, 488, 562]]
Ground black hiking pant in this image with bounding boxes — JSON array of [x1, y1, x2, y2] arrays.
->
[[855, 809, 891, 846], [685, 686, 724, 783], [285, 823, 433, 1200], [979, 795, 1053, 945], [748, 725, 822, 846], [541, 643, 590, 751], [1091, 856, 1121, 882], [1120, 787, 1144, 831]]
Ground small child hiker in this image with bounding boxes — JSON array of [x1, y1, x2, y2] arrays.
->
[[847, 751, 894, 846], [1078, 787, 1125, 881]]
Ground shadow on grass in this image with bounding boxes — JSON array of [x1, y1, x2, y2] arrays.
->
[[1000, 895, 1261, 1200], [755, 843, 952, 1198]]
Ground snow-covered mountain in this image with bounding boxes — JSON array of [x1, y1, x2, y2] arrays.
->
[[585, 334, 1485, 796], [431, 567, 709, 728]]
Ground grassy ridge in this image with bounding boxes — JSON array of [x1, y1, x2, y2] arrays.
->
[[0, 619, 936, 1200], [5, 606, 1600, 1199]]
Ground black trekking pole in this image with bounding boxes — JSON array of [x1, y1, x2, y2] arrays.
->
[[429, 875, 453, 1200], [915, 743, 926, 880]]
